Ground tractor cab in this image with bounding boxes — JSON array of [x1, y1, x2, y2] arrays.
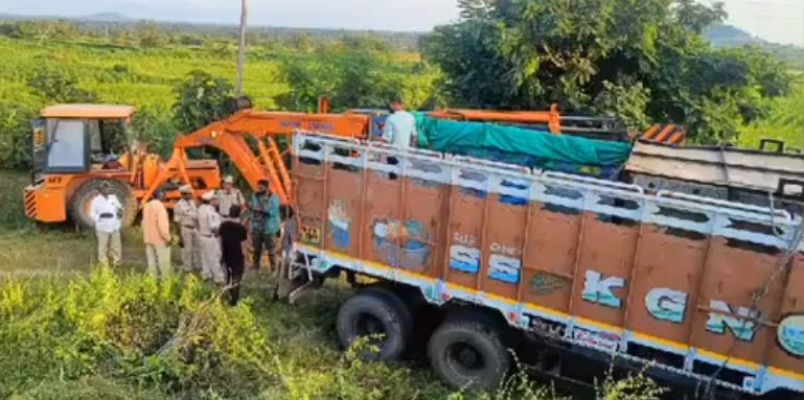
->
[[26, 104, 222, 230], [32, 104, 135, 180]]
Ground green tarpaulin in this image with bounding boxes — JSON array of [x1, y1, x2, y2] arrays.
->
[[416, 115, 632, 169]]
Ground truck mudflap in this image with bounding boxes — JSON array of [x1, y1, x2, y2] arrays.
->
[[290, 132, 804, 396]]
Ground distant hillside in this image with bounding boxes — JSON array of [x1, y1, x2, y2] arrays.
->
[[705, 24, 765, 47], [75, 13, 135, 23]]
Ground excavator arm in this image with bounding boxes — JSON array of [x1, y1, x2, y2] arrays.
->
[[141, 109, 372, 206]]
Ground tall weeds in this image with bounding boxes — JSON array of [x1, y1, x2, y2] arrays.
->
[[0, 268, 665, 399]]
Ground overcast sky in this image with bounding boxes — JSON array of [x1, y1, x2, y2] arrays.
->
[[0, 0, 801, 46]]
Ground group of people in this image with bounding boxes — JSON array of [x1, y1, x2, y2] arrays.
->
[[89, 97, 418, 304], [91, 176, 285, 305]]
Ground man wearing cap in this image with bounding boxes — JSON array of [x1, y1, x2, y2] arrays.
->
[[174, 185, 199, 272], [250, 179, 281, 271], [198, 191, 225, 284], [90, 181, 124, 266], [216, 176, 245, 219], [142, 190, 171, 279]]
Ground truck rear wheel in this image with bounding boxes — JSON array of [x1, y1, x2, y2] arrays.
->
[[69, 179, 137, 230], [336, 288, 412, 361], [428, 317, 510, 391]]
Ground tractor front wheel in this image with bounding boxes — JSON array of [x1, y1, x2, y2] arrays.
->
[[69, 179, 137, 230]]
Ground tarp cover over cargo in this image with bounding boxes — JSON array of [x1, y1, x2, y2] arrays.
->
[[416, 115, 633, 179]]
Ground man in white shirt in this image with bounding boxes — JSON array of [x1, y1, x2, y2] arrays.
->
[[381, 97, 418, 150], [90, 181, 123, 266], [216, 175, 245, 219]]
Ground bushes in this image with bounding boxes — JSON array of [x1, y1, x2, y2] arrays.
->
[[0, 269, 447, 399], [0, 268, 667, 400]]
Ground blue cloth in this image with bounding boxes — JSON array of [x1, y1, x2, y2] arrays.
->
[[250, 193, 281, 235]]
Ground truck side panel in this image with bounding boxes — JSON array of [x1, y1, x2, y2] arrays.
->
[[292, 134, 804, 395]]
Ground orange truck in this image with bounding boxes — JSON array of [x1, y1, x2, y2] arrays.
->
[[290, 133, 804, 397]]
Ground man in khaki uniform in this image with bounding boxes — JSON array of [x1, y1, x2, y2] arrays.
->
[[174, 185, 199, 272], [142, 190, 172, 279], [216, 175, 245, 219], [198, 191, 225, 284]]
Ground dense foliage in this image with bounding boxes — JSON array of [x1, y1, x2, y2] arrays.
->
[[423, 0, 793, 143], [0, 267, 667, 400], [173, 70, 237, 132]]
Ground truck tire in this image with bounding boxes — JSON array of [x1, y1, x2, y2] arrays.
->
[[69, 179, 137, 230], [362, 286, 413, 340], [428, 317, 510, 391], [336, 289, 412, 361]]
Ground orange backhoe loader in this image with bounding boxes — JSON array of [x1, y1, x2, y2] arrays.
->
[[24, 104, 373, 229]]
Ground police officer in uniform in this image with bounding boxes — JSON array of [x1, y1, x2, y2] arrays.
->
[[173, 185, 199, 272]]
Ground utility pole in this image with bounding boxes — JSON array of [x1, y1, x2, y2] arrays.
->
[[236, 0, 248, 96]]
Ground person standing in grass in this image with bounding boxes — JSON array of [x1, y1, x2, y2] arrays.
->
[[198, 191, 225, 284], [90, 181, 123, 267], [219, 205, 248, 305], [250, 179, 281, 271], [174, 185, 199, 273], [142, 190, 172, 279]]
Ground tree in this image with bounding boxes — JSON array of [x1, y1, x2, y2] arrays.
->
[[173, 71, 236, 133], [28, 69, 97, 103], [135, 22, 167, 48], [423, 0, 791, 143], [276, 37, 431, 112]]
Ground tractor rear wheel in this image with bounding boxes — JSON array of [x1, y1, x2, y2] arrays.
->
[[69, 179, 137, 230]]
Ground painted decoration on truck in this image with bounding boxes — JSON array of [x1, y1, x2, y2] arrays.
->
[[705, 300, 759, 342], [450, 245, 481, 274], [529, 272, 571, 296], [778, 314, 804, 357], [645, 288, 688, 324], [582, 270, 625, 309], [300, 225, 321, 245], [572, 327, 621, 352], [488, 254, 521, 284], [372, 218, 431, 272], [328, 200, 351, 250]]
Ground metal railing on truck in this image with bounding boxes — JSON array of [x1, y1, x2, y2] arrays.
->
[[290, 132, 804, 397]]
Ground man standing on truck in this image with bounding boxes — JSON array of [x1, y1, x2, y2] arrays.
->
[[216, 175, 245, 219], [142, 190, 172, 279], [90, 181, 123, 267], [250, 179, 281, 271], [381, 97, 418, 150], [174, 185, 199, 272], [198, 191, 225, 284]]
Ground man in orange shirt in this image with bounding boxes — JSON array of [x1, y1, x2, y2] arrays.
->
[[142, 190, 172, 279]]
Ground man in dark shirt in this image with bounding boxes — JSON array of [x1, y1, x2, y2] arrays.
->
[[219, 205, 248, 305]]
